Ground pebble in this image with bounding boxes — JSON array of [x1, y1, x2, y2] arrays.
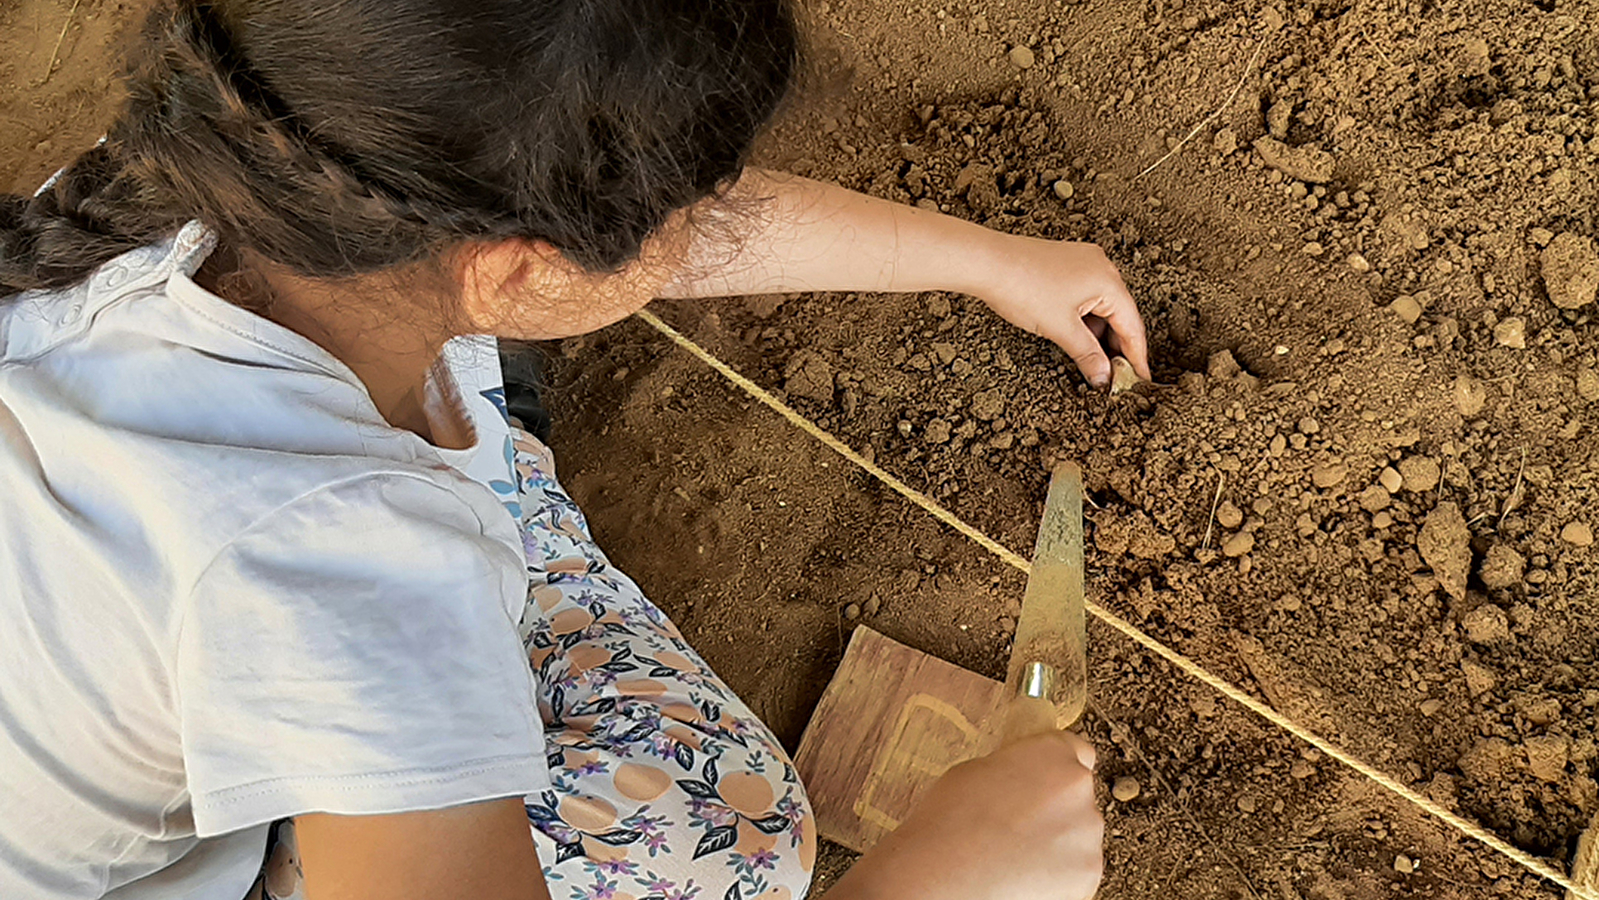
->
[[1297, 416, 1321, 435], [1356, 483, 1391, 512], [1561, 522, 1593, 547], [1578, 368, 1599, 402], [1419, 699, 1444, 717], [1452, 375, 1487, 417], [1215, 501, 1243, 530], [1008, 45, 1036, 69], [1052, 179, 1075, 200], [1289, 759, 1316, 779], [864, 595, 882, 616], [843, 603, 861, 621], [1492, 317, 1526, 349], [1378, 467, 1403, 493], [1311, 462, 1347, 489], [1397, 456, 1441, 492], [1394, 854, 1415, 875], [1461, 604, 1510, 644], [1347, 252, 1371, 272], [1213, 127, 1237, 156], [1236, 795, 1257, 813], [1479, 545, 1526, 590], [1111, 777, 1141, 802], [1303, 241, 1325, 257], [1222, 532, 1255, 558], [1389, 295, 1423, 324]]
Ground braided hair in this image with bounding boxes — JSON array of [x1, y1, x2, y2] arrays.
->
[[0, 0, 798, 297]]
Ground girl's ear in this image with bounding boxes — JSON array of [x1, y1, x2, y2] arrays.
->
[[456, 238, 565, 332]]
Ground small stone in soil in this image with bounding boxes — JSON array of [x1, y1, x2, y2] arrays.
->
[[1112, 777, 1141, 802], [1419, 699, 1443, 716], [1221, 532, 1255, 557], [1216, 501, 1243, 530], [1379, 467, 1403, 493], [1237, 795, 1257, 813], [1008, 45, 1035, 69], [1290, 759, 1316, 779], [1561, 521, 1593, 546], [1347, 252, 1371, 272], [843, 603, 861, 621], [1390, 295, 1423, 324], [1578, 368, 1599, 402], [1493, 317, 1526, 349], [1311, 462, 1347, 489], [1358, 485, 1392, 512], [1453, 375, 1487, 417], [1052, 179, 1074, 200], [1394, 854, 1415, 875]]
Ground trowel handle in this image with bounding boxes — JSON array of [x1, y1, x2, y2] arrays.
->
[[1001, 693, 1063, 745]]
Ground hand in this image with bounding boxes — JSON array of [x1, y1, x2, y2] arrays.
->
[[975, 236, 1150, 389], [830, 731, 1104, 900]]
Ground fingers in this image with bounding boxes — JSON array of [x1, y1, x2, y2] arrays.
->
[[1042, 314, 1115, 389], [1094, 288, 1151, 380], [1059, 730, 1097, 771]]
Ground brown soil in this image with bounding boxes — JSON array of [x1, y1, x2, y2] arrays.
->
[[6, 1, 1598, 898]]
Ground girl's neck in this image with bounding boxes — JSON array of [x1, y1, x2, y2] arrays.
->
[[196, 249, 467, 449]]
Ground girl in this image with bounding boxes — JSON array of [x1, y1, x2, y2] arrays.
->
[[0, 1, 1149, 898]]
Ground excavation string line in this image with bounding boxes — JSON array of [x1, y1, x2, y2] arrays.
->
[[634, 308, 1593, 900]]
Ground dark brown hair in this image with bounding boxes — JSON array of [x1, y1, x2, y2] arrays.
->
[[0, 0, 798, 297]]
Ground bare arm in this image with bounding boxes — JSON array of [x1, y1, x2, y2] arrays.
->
[[663, 169, 1150, 387], [296, 799, 551, 900]]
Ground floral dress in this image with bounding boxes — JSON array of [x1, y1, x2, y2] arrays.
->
[[250, 398, 816, 900]]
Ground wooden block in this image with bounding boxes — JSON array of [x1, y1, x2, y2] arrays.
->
[[794, 626, 1005, 854]]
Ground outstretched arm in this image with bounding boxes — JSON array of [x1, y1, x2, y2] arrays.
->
[[661, 169, 1150, 388]]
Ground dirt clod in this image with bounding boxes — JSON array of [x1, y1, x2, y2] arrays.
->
[[1479, 546, 1525, 590], [1397, 456, 1441, 492], [1215, 501, 1243, 530], [1461, 604, 1510, 645], [1252, 137, 1335, 183], [784, 350, 835, 403], [1541, 232, 1599, 310], [1417, 502, 1471, 600], [1525, 735, 1570, 783]]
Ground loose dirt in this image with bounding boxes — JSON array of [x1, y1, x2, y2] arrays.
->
[[5, 0, 1597, 898]]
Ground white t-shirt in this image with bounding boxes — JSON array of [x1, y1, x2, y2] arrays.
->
[[0, 223, 551, 899]]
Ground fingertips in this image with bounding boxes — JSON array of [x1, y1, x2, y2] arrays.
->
[[1060, 731, 1097, 770]]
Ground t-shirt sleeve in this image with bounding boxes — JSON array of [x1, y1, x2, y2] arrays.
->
[[178, 472, 548, 838]]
